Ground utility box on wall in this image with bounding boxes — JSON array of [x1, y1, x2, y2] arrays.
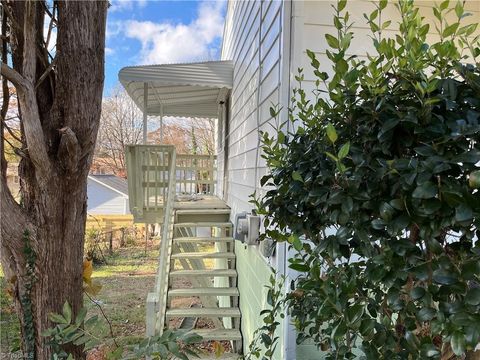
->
[[234, 211, 260, 245]]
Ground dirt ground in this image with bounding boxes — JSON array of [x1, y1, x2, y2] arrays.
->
[[1, 240, 234, 359]]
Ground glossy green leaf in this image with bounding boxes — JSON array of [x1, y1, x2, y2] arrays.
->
[[412, 182, 437, 199], [455, 204, 473, 222], [325, 34, 340, 49], [62, 302, 72, 324], [443, 23, 459, 37], [451, 331, 466, 356], [75, 308, 88, 326], [465, 288, 480, 306], [292, 171, 303, 182], [326, 123, 338, 144], [346, 304, 364, 325], [432, 269, 457, 285], [417, 307, 436, 321], [289, 234, 303, 251], [338, 142, 350, 159], [49, 313, 68, 324], [410, 287, 426, 300]]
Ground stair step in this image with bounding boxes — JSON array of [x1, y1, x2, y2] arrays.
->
[[188, 328, 242, 341], [166, 307, 241, 318], [170, 269, 237, 278], [176, 209, 231, 215], [171, 252, 235, 259], [174, 222, 232, 228], [168, 287, 239, 298], [175, 209, 231, 224], [173, 237, 234, 243]]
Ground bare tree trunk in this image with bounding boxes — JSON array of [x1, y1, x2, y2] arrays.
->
[[1, 2, 108, 359]]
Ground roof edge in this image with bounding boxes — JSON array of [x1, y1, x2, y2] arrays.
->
[[88, 175, 129, 197]]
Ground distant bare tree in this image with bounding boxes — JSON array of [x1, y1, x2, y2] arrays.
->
[[93, 86, 143, 177], [148, 117, 215, 155], [190, 118, 215, 155], [152, 119, 191, 154]]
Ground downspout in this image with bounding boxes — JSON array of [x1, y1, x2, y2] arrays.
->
[[253, 0, 264, 193], [282, 1, 304, 359], [222, 98, 230, 203]]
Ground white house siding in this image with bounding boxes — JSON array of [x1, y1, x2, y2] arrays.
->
[[294, 1, 480, 358], [221, 0, 290, 357], [87, 179, 128, 215], [300, 0, 480, 97]]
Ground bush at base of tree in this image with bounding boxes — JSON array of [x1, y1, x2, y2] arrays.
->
[[257, 0, 480, 359]]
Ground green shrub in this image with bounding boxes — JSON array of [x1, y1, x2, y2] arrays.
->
[[257, 1, 480, 358], [85, 228, 106, 264]]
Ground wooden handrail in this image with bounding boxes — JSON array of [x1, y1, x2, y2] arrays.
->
[[176, 154, 218, 160], [175, 153, 217, 195], [154, 149, 176, 334]]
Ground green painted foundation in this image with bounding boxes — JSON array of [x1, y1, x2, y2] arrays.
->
[[234, 240, 285, 358]]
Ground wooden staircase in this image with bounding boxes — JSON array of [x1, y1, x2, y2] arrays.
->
[[166, 208, 242, 353], [125, 145, 242, 353]]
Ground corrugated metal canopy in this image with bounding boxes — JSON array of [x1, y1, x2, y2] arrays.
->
[[119, 60, 233, 118]]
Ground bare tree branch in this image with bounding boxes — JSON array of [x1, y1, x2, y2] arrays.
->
[[1, 63, 52, 185], [0, 175, 34, 249], [1, 6, 10, 180], [35, 53, 57, 89], [0, 2, 21, 34], [3, 123, 23, 144], [0, 63, 25, 88]]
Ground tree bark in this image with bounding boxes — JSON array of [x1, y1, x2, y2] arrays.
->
[[1, 1, 108, 359]]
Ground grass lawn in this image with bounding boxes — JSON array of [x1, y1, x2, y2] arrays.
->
[[86, 244, 159, 346], [1, 240, 228, 358], [0, 242, 159, 356]]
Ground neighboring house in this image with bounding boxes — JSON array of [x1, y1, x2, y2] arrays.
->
[[87, 174, 129, 215], [119, 1, 480, 359]]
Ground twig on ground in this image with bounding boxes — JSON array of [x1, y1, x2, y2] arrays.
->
[[84, 291, 119, 348]]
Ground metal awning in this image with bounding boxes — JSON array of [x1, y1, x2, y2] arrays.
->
[[118, 60, 233, 119]]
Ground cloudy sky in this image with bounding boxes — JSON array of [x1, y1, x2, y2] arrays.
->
[[105, 0, 227, 94]]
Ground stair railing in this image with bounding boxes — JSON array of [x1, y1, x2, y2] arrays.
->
[[125, 144, 174, 223], [154, 149, 176, 335], [175, 154, 217, 195]]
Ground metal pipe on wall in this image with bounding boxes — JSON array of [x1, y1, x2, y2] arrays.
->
[[143, 82, 148, 144], [159, 104, 164, 144]]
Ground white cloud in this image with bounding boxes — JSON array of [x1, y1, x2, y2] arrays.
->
[[107, 20, 123, 39], [105, 47, 115, 56], [123, 1, 226, 64], [109, 0, 147, 13]]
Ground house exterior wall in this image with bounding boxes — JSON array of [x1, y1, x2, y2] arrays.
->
[[222, 0, 479, 358], [87, 179, 129, 215], [300, 0, 480, 96], [221, 0, 289, 357]]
